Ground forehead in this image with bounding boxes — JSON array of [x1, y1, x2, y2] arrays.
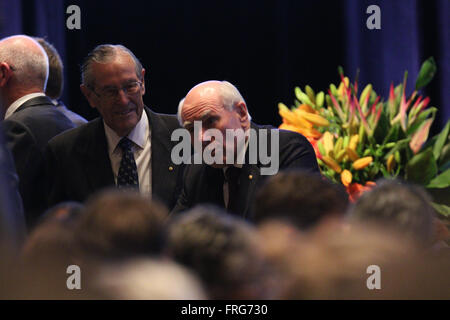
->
[[181, 96, 225, 122], [91, 54, 138, 87]]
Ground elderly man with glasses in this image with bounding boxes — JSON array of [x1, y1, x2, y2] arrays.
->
[[45, 44, 184, 211]]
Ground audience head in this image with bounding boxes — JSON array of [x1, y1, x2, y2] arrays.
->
[[80, 44, 145, 137], [75, 189, 168, 261], [260, 220, 449, 299], [34, 37, 63, 100], [179, 80, 251, 167], [15, 202, 92, 299], [253, 170, 349, 230], [347, 179, 436, 245], [166, 205, 273, 299], [22, 201, 83, 267], [0, 35, 49, 117]]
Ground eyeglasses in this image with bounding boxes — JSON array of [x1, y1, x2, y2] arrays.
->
[[89, 81, 142, 100]]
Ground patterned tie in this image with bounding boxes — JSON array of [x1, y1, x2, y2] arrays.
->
[[117, 137, 139, 189]]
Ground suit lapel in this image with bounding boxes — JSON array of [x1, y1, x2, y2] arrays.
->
[[235, 122, 272, 218], [147, 108, 174, 198], [75, 118, 115, 192]]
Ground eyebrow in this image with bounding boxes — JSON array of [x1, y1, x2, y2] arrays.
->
[[183, 110, 214, 129]]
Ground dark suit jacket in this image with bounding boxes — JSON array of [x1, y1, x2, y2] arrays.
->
[[2, 96, 75, 225], [0, 125, 26, 247], [172, 123, 320, 219], [45, 107, 184, 211]]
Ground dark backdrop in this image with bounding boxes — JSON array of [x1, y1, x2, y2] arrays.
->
[[0, 0, 448, 133]]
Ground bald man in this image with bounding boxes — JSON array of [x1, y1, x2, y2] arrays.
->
[[0, 35, 75, 226], [173, 80, 319, 219]]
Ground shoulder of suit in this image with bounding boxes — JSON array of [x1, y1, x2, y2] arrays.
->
[[145, 107, 181, 130], [278, 127, 310, 145], [252, 122, 310, 146], [48, 117, 102, 147]]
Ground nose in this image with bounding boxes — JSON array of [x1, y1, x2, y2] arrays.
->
[[116, 89, 130, 105]]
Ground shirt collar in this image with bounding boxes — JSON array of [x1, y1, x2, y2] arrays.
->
[[104, 111, 149, 156], [4, 92, 46, 119]]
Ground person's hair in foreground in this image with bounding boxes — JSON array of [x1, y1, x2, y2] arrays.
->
[[253, 170, 349, 229], [165, 205, 275, 299], [258, 220, 450, 299], [74, 189, 169, 261], [347, 179, 436, 245]]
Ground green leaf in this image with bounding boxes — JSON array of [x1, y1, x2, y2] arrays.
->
[[406, 107, 437, 136], [426, 169, 450, 188], [373, 111, 389, 144], [295, 87, 314, 107], [316, 92, 325, 108], [415, 57, 437, 90], [409, 118, 433, 154], [433, 120, 450, 161], [439, 143, 450, 166], [305, 85, 316, 105], [430, 202, 450, 217], [384, 138, 411, 160], [405, 148, 438, 185], [383, 124, 400, 144]]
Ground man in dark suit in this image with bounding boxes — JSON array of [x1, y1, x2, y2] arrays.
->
[[46, 44, 183, 211], [0, 35, 75, 225], [172, 80, 319, 219]]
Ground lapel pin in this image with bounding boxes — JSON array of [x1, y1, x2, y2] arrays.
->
[[169, 166, 174, 171], [248, 174, 253, 180]]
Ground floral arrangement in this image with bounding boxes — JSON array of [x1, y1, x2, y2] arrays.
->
[[278, 58, 449, 217]]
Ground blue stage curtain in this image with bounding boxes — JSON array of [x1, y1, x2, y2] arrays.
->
[[0, 0, 448, 130]]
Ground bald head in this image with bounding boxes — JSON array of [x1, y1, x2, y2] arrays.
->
[[0, 35, 49, 90], [178, 80, 250, 126]]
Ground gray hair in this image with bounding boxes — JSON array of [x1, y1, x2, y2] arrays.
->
[[0, 35, 49, 91], [177, 81, 251, 126], [81, 44, 143, 88]]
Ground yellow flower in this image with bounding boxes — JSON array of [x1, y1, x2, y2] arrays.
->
[[295, 109, 329, 127], [341, 170, 352, 187], [349, 134, 359, 151], [352, 157, 373, 170], [387, 154, 396, 172], [346, 147, 359, 162], [322, 156, 342, 173], [323, 131, 334, 157]]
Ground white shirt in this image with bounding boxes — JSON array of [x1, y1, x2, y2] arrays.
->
[[4, 92, 45, 119], [104, 113, 152, 198]]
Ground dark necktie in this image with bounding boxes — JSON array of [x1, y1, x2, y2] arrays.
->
[[117, 137, 139, 189], [225, 166, 241, 213]]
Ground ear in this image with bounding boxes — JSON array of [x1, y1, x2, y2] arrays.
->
[[140, 68, 146, 95], [0, 62, 13, 88], [234, 101, 249, 123], [80, 84, 97, 109]]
